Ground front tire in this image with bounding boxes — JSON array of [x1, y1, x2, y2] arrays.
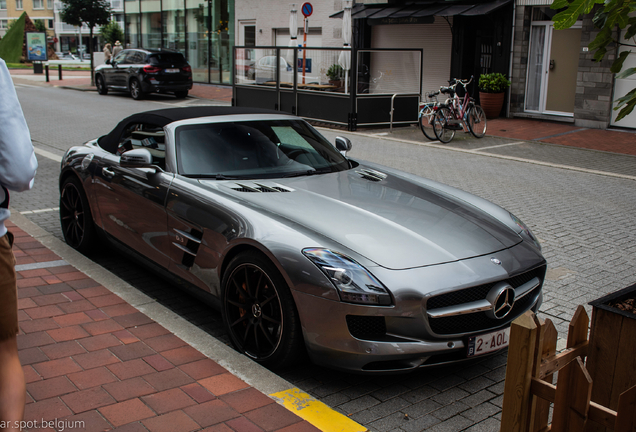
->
[[419, 105, 437, 140], [222, 252, 303, 369], [432, 106, 455, 143], [130, 78, 144, 100], [60, 176, 97, 254], [96, 75, 108, 95], [467, 105, 487, 138]]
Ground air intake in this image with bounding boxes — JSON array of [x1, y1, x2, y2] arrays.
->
[[356, 169, 387, 182], [230, 183, 292, 193]]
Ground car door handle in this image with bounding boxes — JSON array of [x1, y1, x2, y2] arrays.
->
[[102, 167, 115, 178]]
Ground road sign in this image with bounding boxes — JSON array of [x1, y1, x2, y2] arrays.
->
[[301, 2, 313, 18]]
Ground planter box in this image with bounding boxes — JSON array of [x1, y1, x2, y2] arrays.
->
[[479, 92, 505, 119], [585, 282, 636, 432]]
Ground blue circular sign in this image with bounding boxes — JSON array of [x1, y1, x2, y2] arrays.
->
[[301, 2, 313, 17]]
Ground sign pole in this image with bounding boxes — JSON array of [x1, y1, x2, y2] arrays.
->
[[300, 2, 313, 85], [302, 17, 307, 84]]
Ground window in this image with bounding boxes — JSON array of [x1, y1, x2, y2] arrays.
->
[[0, 0, 6, 10], [16, 0, 23, 9], [33, 0, 44, 9], [0, 20, 7, 29]]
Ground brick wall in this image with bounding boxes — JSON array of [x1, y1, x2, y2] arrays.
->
[[573, 6, 615, 129]]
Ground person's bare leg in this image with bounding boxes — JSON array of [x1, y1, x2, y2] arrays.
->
[[0, 336, 25, 432]]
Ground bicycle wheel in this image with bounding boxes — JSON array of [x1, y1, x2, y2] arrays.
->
[[432, 107, 455, 143], [467, 105, 487, 138], [419, 105, 437, 140]]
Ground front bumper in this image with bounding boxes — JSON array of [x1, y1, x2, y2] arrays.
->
[[292, 242, 545, 373]]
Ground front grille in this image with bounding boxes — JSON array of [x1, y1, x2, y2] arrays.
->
[[346, 315, 386, 340], [427, 264, 546, 336]]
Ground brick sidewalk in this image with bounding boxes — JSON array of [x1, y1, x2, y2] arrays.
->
[[11, 220, 319, 432]]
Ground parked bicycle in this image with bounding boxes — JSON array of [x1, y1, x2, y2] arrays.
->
[[418, 90, 440, 140], [432, 76, 487, 143]]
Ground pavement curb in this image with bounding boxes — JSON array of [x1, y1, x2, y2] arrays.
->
[[10, 211, 368, 432]]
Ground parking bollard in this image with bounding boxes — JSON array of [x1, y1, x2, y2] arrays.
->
[[58, 64, 62, 80], [45, 65, 49, 82]]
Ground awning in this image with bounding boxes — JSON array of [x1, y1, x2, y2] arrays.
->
[[331, 0, 511, 23]]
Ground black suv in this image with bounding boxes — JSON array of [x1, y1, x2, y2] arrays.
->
[[95, 48, 193, 100]]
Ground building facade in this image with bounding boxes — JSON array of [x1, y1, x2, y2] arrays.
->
[[123, 0, 235, 84], [509, 2, 635, 129], [0, 0, 55, 39]]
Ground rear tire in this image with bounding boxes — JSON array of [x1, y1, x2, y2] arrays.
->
[[130, 78, 144, 100], [96, 75, 108, 95], [175, 91, 188, 99], [433, 106, 455, 143], [467, 105, 487, 138], [419, 105, 437, 140], [221, 251, 304, 370], [60, 176, 98, 254]]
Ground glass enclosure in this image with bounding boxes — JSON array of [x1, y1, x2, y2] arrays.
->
[[357, 50, 422, 95], [234, 47, 355, 94], [125, 0, 234, 84]]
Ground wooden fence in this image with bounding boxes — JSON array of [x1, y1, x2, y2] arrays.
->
[[500, 307, 636, 432]]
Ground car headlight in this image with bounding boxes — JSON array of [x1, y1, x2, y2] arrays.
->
[[302, 248, 392, 306], [510, 213, 541, 250]]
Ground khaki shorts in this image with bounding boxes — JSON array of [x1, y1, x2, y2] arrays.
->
[[0, 232, 18, 341]]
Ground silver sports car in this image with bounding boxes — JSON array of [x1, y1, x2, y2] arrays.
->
[[59, 107, 546, 373]]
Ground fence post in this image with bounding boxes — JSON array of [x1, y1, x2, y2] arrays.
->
[[531, 318, 557, 432], [501, 311, 541, 432], [615, 385, 636, 432], [567, 305, 589, 349], [551, 357, 593, 432]]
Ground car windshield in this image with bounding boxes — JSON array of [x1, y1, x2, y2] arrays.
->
[[175, 119, 350, 179]]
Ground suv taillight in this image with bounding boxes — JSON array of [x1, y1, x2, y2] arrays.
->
[[143, 65, 162, 73], [182, 65, 192, 73]]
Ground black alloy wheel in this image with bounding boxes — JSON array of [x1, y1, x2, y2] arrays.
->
[[130, 78, 144, 100], [96, 75, 108, 95], [222, 252, 303, 369], [60, 176, 97, 254]]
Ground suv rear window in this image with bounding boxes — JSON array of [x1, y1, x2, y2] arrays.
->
[[149, 53, 186, 65]]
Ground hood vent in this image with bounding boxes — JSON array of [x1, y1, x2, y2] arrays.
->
[[230, 183, 292, 193], [357, 169, 387, 182]]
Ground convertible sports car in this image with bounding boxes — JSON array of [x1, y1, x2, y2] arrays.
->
[[59, 107, 546, 373]]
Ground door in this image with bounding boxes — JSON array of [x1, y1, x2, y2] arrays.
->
[[525, 23, 581, 115], [94, 127, 173, 269]]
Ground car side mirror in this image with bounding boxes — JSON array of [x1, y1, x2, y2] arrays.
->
[[335, 136, 352, 156], [120, 148, 153, 168]]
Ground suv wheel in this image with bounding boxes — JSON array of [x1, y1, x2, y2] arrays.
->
[[130, 79, 144, 100], [96, 75, 108, 95]]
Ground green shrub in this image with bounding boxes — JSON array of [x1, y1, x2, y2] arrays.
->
[[0, 13, 26, 63], [478, 73, 511, 93], [326, 64, 343, 81]]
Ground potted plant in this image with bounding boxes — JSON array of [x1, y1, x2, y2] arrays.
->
[[478, 73, 511, 119], [326, 64, 343, 87]]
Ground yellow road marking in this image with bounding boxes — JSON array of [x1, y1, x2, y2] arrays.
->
[[271, 388, 367, 432]]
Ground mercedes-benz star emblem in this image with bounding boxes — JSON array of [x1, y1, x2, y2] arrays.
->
[[486, 282, 516, 319], [493, 287, 515, 319], [491, 258, 502, 265]]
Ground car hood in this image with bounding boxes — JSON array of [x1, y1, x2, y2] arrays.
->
[[202, 168, 522, 270]]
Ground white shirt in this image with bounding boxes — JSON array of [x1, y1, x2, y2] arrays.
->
[[0, 58, 38, 237]]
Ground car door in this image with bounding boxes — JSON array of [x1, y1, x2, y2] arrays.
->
[[108, 50, 131, 89], [93, 124, 173, 268]]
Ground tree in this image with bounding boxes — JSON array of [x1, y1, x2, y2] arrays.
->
[[100, 20, 124, 46], [60, 0, 111, 85], [33, 20, 46, 33], [552, 0, 636, 121]]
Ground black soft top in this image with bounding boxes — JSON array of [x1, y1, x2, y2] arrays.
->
[[98, 106, 284, 154]]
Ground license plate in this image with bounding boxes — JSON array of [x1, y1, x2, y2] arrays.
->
[[165, 68, 179, 73], [467, 328, 510, 357]]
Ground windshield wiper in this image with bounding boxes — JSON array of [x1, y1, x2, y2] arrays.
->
[[282, 168, 332, 178], [185, 174, 242, 180]]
